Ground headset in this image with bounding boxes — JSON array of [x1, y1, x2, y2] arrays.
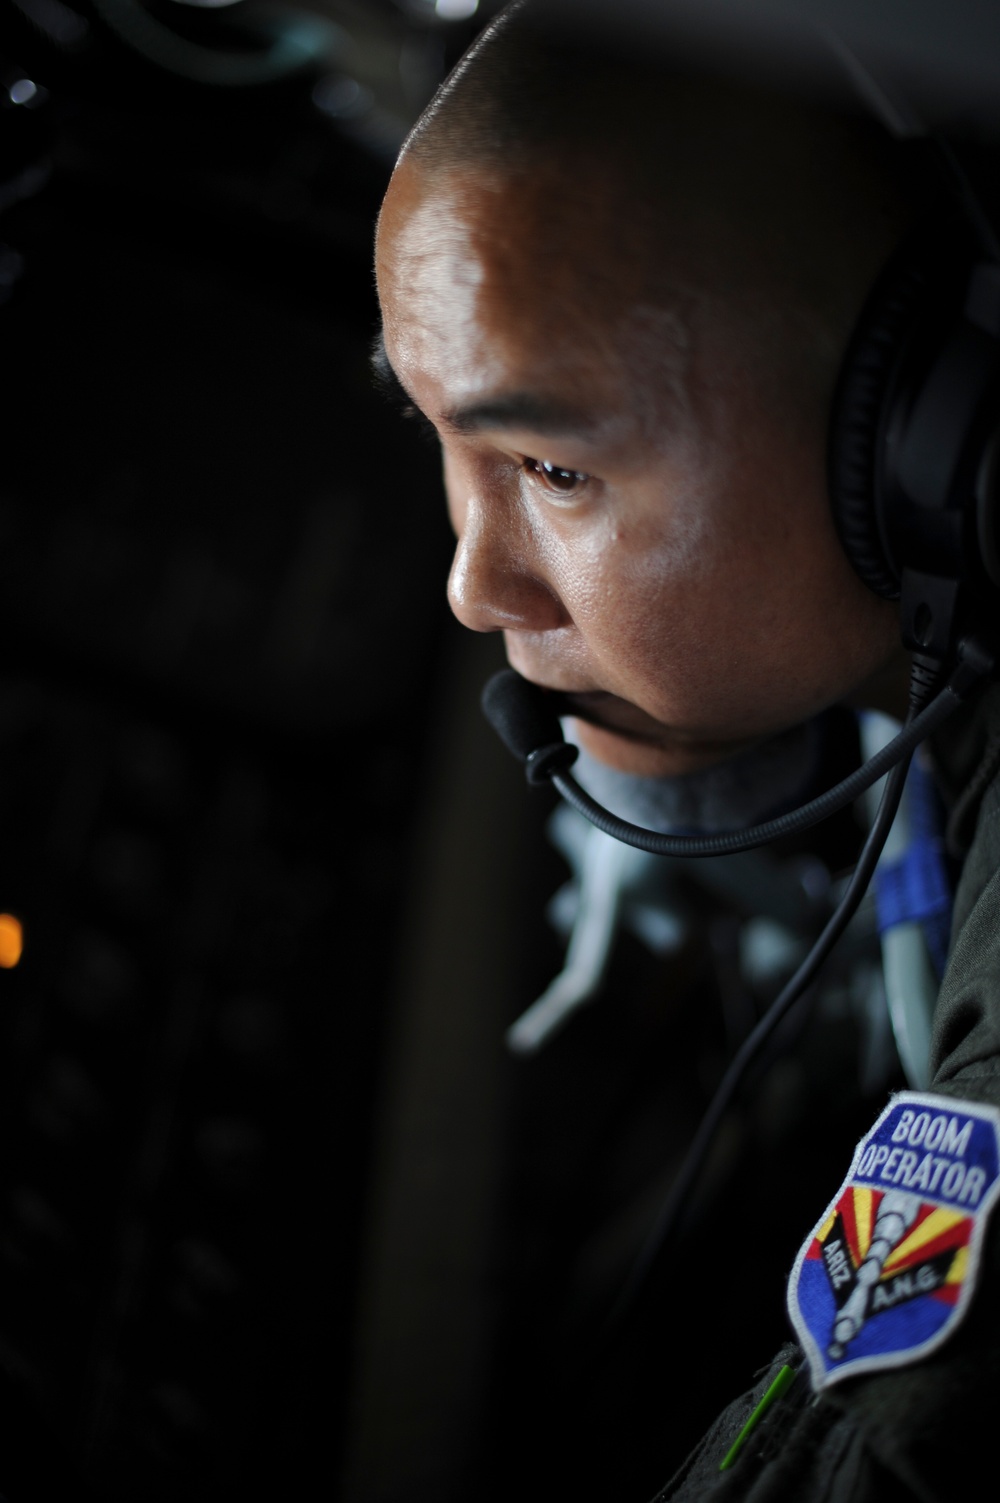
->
[[831, 162, 1000, 663], [481, 119, 1000, 1326]]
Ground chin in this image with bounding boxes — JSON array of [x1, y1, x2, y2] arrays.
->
[[570, 718, 738, 779]]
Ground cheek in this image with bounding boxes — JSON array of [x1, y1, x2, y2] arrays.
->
[[556, 517, 722, 695], [564, 472, 715, 642], [551, 473, 827, 720]]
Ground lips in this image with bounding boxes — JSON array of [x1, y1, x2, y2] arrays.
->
[[508, 660, 672, 745], [556, 689, 670, 745]]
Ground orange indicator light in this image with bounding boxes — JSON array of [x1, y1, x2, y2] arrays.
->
[[0, 914, 24, 969]]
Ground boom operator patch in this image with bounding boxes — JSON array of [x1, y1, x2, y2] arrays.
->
[[788, 1093, 1000, 1388]]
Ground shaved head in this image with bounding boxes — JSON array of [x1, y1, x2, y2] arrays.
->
[[404, 3, 920, 326], [374, 4, 918, 775]]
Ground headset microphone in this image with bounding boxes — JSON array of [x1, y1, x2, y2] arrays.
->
[[482, 640, 992, 857]]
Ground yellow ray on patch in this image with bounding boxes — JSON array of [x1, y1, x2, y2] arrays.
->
[[945, 1245, 969, 1285], [884, 1206, 967, 1273], [854, 1186, 875, 1261]]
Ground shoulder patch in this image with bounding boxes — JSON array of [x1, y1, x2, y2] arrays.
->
[[787, 1091, 1000, 1390]]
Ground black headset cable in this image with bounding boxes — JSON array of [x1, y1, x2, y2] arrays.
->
[[483, 642, 994, 1340], [600, 738, 912, 1342]]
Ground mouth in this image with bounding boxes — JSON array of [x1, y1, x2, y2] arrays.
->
[[544, 688, 670, 746], [517, 677, 754, 777]]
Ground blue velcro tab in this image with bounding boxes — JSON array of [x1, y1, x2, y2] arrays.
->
[[875, 839, 951, 929], [874, 759, 953, 976]]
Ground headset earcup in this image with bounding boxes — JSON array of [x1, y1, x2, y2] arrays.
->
[[828, 247, 937, 601]]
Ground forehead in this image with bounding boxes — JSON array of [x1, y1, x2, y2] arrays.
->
[[379, 153, 643, 297], [375, 155, 691, 427]]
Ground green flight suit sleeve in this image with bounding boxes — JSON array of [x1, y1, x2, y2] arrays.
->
[[652, 689, 1000, 1501]]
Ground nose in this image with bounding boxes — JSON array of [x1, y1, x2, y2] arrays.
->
[[446, 494, 568, 635]]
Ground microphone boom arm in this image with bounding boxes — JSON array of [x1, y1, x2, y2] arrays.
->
[[484, 638, 993, 858]]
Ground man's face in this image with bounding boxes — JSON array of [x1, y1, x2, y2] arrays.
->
[[376, 151, 903, 777]]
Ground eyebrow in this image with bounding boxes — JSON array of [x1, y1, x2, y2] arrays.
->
[[441, 393, 600, 439], [371, 328, 600, 443], [371, 329, 439, 445], [370, 329, 412, 411]]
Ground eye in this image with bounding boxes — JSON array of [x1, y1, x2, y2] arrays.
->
[[523, 457, 590, 496]]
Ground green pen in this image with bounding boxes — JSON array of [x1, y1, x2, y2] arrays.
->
[[719, 1364, 797, 1472]]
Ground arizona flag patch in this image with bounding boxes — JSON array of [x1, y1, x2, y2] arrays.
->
[[788, 1092, 1000, 1389]]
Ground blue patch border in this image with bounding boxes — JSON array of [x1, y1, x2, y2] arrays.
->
[[787, 1091, 1000, 1391]]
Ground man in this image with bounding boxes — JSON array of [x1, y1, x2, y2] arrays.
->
[[374, 3, 1000, 1496]]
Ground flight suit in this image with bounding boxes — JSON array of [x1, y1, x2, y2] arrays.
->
[[652, 680, 1000, 1501]]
